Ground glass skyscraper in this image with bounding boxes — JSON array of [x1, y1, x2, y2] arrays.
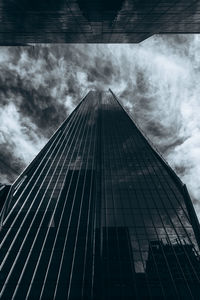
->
[[0, 90, 200, 299]]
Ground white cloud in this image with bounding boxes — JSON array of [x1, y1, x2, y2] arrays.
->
[[0, 102, 47, 165], [0, 36, 200, 218]]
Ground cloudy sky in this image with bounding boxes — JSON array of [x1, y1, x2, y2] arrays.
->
[[0, 34, 200, 218]]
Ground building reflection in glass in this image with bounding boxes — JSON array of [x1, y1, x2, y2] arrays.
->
[[94, 227, 200, 299]]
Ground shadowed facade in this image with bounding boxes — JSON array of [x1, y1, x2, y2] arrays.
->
[[0, 0, 200, 43], [0, 90, 200, 299]]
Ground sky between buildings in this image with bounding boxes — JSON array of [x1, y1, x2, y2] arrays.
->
[[0, 34, 200, 218]]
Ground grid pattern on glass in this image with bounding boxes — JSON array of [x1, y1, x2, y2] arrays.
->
[[0, 90, 200, 300], [94, 91, 200, 299], [0, 91, 99, 300]]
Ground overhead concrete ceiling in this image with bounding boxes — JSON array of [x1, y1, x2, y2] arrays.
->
[[0, 0, 200, 44]]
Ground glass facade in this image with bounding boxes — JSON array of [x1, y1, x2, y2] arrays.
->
[[0, 90, 200, 299]]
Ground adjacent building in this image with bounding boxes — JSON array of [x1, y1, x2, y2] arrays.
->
[[0, 0, 200, 43], [0, 184, 11, 212]]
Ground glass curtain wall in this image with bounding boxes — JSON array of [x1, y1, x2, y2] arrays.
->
[[0, 90, 200, 299]]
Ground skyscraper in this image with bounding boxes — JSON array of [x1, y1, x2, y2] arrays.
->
[[0, 90, 200, 299]]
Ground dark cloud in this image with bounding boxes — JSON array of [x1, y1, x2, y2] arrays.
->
[[0, 36, 200, 217]]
